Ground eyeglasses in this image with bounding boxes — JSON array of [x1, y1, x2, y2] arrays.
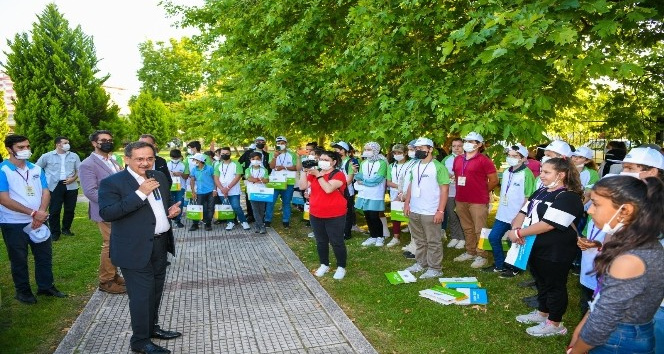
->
[[132, 157, 155, 163], [97, 139, 113, 143]]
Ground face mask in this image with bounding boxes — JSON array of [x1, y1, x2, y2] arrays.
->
[[214, 156, 220, 161], [414, 150, 428, 159], [308, 154, 316, 160], [362, 150, 374, 158], [576, 164, 585, 169], [541, 156, 551, 164], [318, 160, 331, 170], [15, 149, 32, 160], [221, 154, 230, 161], [463, 142, 476, 152], [620, 171, 641, 179], [61, 144, 70, 152], [601, 205, 625, 235], [255, 143, 265, 149], [250, 160, 262, 167], [171, 158, 181, 163], [506, 157, 520, 167], [393, 154, 405, 162], [544, 176, 560, 189], [408, 151, 416, 159], [99, 142, 114, 153], [276, 144, 286, 151], [187, 148, 193, 155]]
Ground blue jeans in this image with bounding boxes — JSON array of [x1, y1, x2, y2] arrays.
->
[[219, 195, 247, 223], [265, 184, 294, 223], [655, 307, 664, 354], [590, 321, 655, 354], [488, 220, 512, 270], [170, 189, 185, 222], [1, 223, 55, 293]]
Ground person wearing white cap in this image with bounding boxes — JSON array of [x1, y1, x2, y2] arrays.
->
[[442, 138, 465, 249], [355, 142, 388, 246], [616, 147, 664, 180], [452, 132, 498, 269], [238, 136, 270, 223], [571, 146, 600, 190], [188, 153, 217, 231], [481, 144, 536, 277], [332, 141, 357, 240], [539, 140, 573, 164], [266, 136, 299, 228], [385, 143, 417, 247], [402, 137, 450, 279]]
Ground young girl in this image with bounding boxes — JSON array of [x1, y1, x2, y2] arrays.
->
[[355, 142, 388, 247], [571, 146, 600, 190], [385, 144, 416, 247], [568, 176, 664, 353]]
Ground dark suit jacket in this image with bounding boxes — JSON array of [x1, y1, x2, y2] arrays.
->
[[154, 155, 173, 188], [98, 169, 175, 269]]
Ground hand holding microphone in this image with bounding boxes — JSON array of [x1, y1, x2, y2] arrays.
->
[[141, 171, 161, 200]]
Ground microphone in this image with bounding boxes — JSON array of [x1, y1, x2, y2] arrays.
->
[[145, 170, 162, 200]]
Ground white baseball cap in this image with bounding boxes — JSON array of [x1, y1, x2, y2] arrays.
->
[[611, 147, 664, 170], [192, 153, 207, 162], [572, 146, 594, 160], [276, 136, 287, 143], [538, 140, 572, 157], [24, 224, 51, 243], [463, 132, 484, 142], [414, 137, 434, 147], [332, 141, 350, 151], [255, 136, 266, 142], [508, 144, 529, 158]]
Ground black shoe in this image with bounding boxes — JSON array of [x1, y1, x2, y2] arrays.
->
[[151, 327, 182, 340], [213, 220, 223, 225], [52, 233, 60, 241], [259, 227, 267, 234], [246, 215, 255, 223], [264, 221, 271, 227], [518, 279, 536, 288], [188, 224, 199, 231], [204, 224, 213, 231], [403, 251, 415, 259], [62, 229, 75, 236], [481, 264, 504, 273], [131, 342, 171, 354], [175, 222, 185, 228], [344, 235, 352, 240], [15, 291, 37, 304], [37, 286, 67, 298], [499, 269, 520, 278], [282, 222, 290, 228]]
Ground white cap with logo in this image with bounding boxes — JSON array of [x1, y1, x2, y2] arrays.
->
[[414, 137, 434, 147], [611, 147, 664, 170], [332, 141, 350, 151], [276, 136, 287, 143], [192, 153, 207, 163], [538, 140, 572, 158], [572, 146, 594, 160], [510, 144, 529, 158], [463, 132, 484, 143]]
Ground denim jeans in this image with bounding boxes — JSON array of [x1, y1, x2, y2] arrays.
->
[[655, 307, 664, 354], [265, 184, 294, 223], [590, 321, 655, 354], [1, 222, 55, 293], [488, 220, 512, 269], [170, 189, 185, 222], [219, 194, 247, 223]]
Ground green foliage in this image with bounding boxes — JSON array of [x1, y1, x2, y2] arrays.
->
[[0, 94, 9, 158], [3, 4, 122, 158], [128, 91, 172, 146]]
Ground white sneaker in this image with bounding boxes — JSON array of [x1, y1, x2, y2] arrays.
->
[[441, 230, 447, 242], [225, 222, 234, 231], [526, 320, 567, 337], [402, 242, 416, 254], [308, 232, 315, 238], [375, 237, 385, 247], [241, 221, 251, 230], [453, 252, 474, 262], [446, 239, 459, 248], [351, 225, 363, 232], [314, 264, 330, 277], [471, 256, 488, 269], [419, 268, 443, 279], [386, 237, 400, 247], [516, 310, 548, 324], [454, 240, 466, 249], [333, 267, 346, 280], [404, 263, 425, 273], [361, 237, 377, 246]]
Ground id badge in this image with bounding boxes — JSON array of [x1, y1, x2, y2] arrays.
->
[[457, 176, 467, 186], [25, 185, 35, 197], [412, 185, 421, 198], [501, 196, 508, 206]]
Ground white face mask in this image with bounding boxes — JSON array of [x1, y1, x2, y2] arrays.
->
[[318, 160, 331, 170], [393, 154, 405, 162], [187, 148, 193, 155], [601, 204, 625, 235], [308, 154, 316, 160], [544, 176, 560, 189], [463, 142, 476, 152], [214, 156, 220, 161], [541, 156, 551, 164], [620, 171, 641, 179], [576, 164, 585, 169], [506, 157, 520, 167], [61, 144, 70, 152], [250, 160, 262, 167], [407, 151, 416, 159], [15, 150, 32, 160], [171, 158, 181, 163], [362, 150, 374, 158]]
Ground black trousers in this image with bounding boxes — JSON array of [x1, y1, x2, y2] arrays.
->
[[343, 196, 356, 239], [529, 257, 572, 322], [49, 182, 78, 235], [310, 215, 347, 268], [363, 210, 383, 239], [121, 234, 168, 348]]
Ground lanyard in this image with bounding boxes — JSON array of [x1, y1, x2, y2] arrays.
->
[[593, 275, 604, 298], [15, 169, 29, 184], [366, 161, 377, 177], [587, 223, 601, 241], [461, 155, 472, 176], [393, 162, 406, 182], [277, 152, 289, 166], [526, 187, 565, 217], [220, 162, 231, 179], [251, 167, 263, 179], [416, 161, 431, 186], [504, 169, 515, 195], [169, 161, 180, 171]]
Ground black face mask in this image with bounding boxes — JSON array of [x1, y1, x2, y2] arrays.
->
[[255, 143, 265, 149], [220, 154, 231, 161], [414, 150, 428, 159], [99, 142, 114, 153]]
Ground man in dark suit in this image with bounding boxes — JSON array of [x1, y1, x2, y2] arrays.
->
[[139, 134, 173, 189], [99, 141, 182, 354]]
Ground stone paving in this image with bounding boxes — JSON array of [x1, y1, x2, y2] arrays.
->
[[55, 220, 376, 354]]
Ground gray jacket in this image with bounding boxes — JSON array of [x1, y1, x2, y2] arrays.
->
[[35, 150, 81, 191]]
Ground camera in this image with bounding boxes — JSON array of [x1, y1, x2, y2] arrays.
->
[[302, 159, 318, 169]]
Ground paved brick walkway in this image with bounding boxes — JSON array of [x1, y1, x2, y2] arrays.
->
[[55, 222, 376, 354]]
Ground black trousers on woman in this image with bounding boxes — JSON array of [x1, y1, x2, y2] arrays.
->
[[310, 215, 347, 268], [529, 257, 572, 322], [363, 210, 383, 239]]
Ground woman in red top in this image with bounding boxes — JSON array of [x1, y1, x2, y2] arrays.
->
[[299, 151, 349, 280]]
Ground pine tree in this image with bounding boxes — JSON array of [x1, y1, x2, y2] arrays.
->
[[3, 3, 121, 158], [128, 91, 171, 147]]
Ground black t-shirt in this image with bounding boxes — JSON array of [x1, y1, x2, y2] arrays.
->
[[519, 188, 584, 263]]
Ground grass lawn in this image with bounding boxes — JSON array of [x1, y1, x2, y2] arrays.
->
[[0, 203, 100, 354]]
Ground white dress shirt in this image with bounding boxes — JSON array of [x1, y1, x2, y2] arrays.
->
[[94, 152, 120, 173], [127, 166, 171, 234]]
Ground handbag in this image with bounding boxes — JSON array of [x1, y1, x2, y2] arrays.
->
[[186, 203, 203, 221], [214, 201, 235, 220]]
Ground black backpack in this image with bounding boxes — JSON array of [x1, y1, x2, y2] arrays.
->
[[328, 169, 351, 200]]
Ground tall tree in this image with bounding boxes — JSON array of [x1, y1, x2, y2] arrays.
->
[[0, 91, 9, 158], [3, 3, 121, 158], [128, 91, 172, 147]]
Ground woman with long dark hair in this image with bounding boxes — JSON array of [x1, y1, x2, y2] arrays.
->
[[507, 157, 584, 337], [567, 176, 664, 353]]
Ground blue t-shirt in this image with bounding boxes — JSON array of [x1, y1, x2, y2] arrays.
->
[[190, 165, 215, 194], [0, 161, 49, 224]]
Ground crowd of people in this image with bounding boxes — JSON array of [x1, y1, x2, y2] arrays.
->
[[0, 130, 662, 353]]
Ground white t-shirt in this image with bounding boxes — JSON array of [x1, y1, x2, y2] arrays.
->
[[408, 160, 449, 215], [167, 160, 186, 189], [215, 160, 243, 196], [0, 161, 48, 224]]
